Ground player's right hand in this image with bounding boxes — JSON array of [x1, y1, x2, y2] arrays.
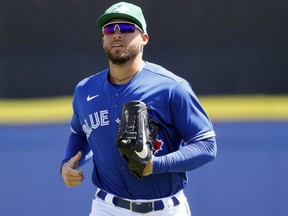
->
[[61, 151, 84, 187]]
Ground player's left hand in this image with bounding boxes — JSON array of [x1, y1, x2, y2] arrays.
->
[[142, 155, 154, 176], [116, 101, 155, 179]]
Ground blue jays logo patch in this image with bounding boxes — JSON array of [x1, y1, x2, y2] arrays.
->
[[153, 138, 164, 154]]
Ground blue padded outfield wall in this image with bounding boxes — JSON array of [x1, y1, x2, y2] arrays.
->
[[0, 96, 288, 216]]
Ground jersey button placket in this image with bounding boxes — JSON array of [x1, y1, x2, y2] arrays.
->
[[112, 90, 122, 109]]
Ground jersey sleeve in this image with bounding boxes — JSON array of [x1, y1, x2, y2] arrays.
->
[[61, 132, 92, 168], [170, 81, 215, 142], [153, 137, 217, 173], [152, 81, 217, 174], [60, 94, 92, 169]]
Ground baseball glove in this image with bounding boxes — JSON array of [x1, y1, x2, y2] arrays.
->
[[116, 101, 157, 179]]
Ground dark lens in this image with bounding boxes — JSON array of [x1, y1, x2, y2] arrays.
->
[[103, 24, 116, 35], [118, 23, 136, 33]]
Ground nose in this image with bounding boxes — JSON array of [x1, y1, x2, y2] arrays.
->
[[113, 28, 122, 38]]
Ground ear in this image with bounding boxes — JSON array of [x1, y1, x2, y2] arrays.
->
[[141, 33, 149, 46]]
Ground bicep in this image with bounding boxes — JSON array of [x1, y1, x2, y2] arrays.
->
[[170, 82, 215, 142]]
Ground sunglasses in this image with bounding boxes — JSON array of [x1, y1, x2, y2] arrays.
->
[[102, 21, 143, 35]]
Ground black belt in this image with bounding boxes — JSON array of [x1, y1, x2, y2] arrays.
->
[[97, 190, 180, 213]]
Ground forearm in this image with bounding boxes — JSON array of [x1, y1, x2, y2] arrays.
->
[[153, 137, 217, 173], [61, 133, 91, 168]]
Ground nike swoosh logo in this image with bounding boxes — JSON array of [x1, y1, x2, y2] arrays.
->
[[87, 94, 99, 101], [135, 116, 148, 159]]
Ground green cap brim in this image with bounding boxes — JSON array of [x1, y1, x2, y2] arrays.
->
[[97, 13, 145, 33]]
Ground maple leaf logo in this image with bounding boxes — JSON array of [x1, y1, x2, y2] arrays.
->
[[153, 139, 164, 154]]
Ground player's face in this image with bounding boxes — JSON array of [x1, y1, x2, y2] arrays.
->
[[102, 20, 148, 65]]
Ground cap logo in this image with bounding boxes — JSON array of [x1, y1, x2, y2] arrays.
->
[[112, 5, 129, 13]]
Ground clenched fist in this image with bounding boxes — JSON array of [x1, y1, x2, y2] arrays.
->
[[61, 151, 84, 187]]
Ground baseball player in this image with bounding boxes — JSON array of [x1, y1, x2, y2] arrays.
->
[[61, 2, 217, 216]]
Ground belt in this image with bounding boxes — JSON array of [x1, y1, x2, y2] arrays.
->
[[97, 190, 180, 213]]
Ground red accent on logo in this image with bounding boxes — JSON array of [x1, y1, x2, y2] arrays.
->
[[153, 139, 164, 154]]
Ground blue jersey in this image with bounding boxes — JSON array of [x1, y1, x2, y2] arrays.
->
[[65, 61, 216, 199]]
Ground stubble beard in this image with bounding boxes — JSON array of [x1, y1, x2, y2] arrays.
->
[[105, 45, 139, 65]]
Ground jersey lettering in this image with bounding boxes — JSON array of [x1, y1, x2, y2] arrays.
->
[[82, 110, 110, 138]]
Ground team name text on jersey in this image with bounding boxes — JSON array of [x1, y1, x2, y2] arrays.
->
[[82, 110, 109, 138]]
